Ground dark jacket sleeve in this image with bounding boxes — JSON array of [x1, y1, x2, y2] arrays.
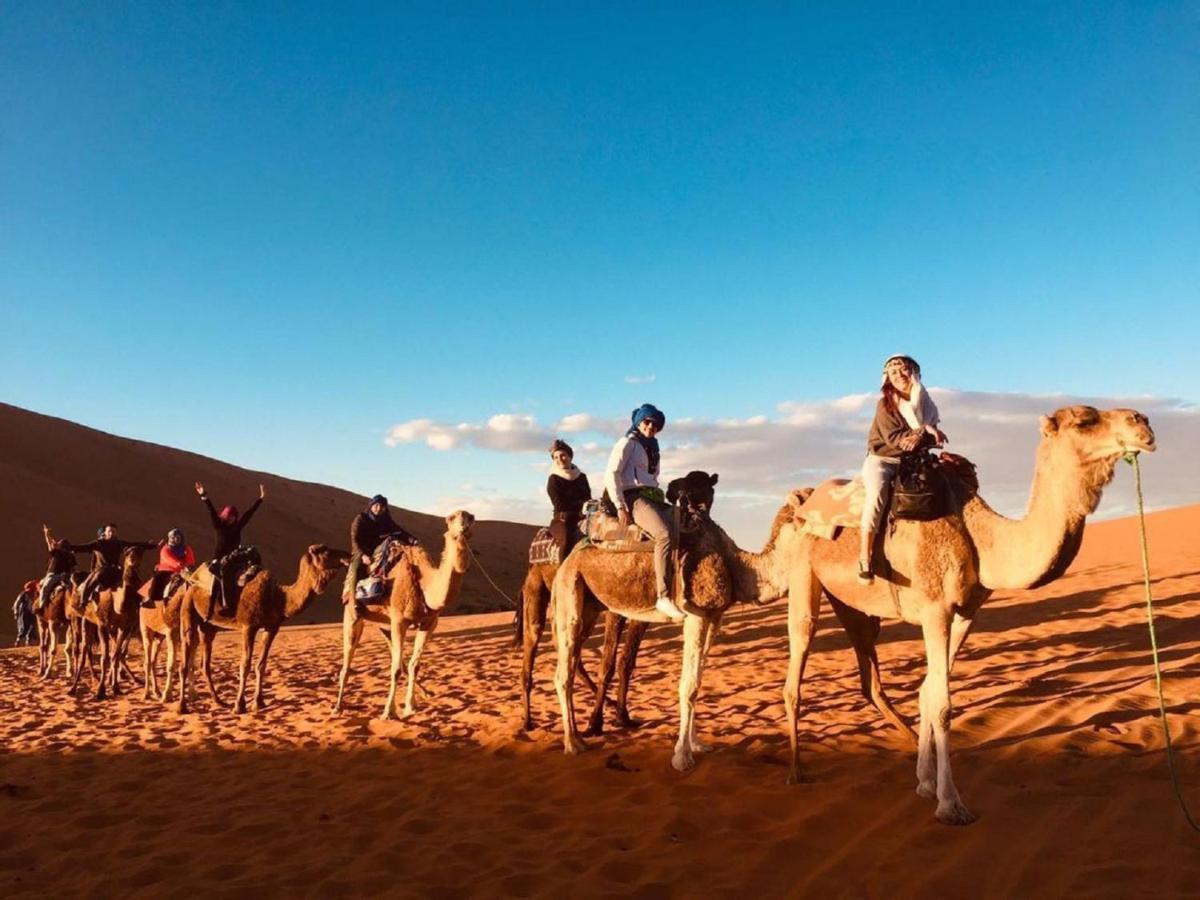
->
[[349, 514, 368, 557], [381, 511, 417, 545], [200, 495, 222, 529], [239, 497, 264, 528], [67, 540, 99, 553], [868, 400, 917, 457], [546, 475, 565, 512], [577, 474, 592, 504]]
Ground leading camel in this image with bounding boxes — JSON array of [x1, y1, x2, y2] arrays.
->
[[333, 511, 474, 720], [178, 544, 349, 714], [782, 405, 1156, 825], [69, 546, 146, 700]]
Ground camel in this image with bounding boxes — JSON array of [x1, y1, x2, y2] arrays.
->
[[178, 544, 350, 714], [781, 405, 1156, 825], [139, 580, 188, 701], [69, 547, 146, 699], [333, 511, 474, 720], [516, 559, 646, 735], [33, 575, 82, 680], [552, 471, 818, 771]]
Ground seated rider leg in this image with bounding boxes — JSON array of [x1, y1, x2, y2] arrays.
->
[[629, 494, 684, 621], [859, 455, 899, 582]]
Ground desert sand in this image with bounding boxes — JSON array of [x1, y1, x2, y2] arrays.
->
[[2, 504, 1198, 897]]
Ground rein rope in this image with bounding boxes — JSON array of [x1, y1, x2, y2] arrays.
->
[[465, 543, 518, 610], [1125, 451, 1200, 833]]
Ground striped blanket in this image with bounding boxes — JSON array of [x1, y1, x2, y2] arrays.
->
[[792, 477, 865, 539]]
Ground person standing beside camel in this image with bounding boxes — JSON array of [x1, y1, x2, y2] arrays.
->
[[858, 354, 948, 583], [341, 495, 419, 606], [546, 439, 591, 557], [603, 403, 684, 621], [13, 582, 37, 646], [194, 481, 265, 613]]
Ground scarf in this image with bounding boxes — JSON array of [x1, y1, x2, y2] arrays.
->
[[896, 377, 939, 431], [166, 543, 188, 562], [627, 428, 660, 475], [550, 461, 581, 482]]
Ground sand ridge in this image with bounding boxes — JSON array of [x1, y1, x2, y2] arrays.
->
[[1, 506, 1198, 896]]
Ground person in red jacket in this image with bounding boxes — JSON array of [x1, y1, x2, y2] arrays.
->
[[145, 528, 195, 606]]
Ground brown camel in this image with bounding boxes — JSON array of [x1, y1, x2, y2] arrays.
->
[[517, 559, 647, 736], [781, 405, 1156, 825], [333, 511, 474, 720], [553, 471, 817, 770], [178, 544, 350, 714], [69, 547, 146, 699], [33, 574, 82, 680], [139, 580, 188, 702]]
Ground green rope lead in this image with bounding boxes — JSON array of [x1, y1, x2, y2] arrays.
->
[[1125, 451, 1200, 833]]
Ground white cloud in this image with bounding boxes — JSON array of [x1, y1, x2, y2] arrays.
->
[[624, 374, 656, 384], [385, 391, 1200, 545]]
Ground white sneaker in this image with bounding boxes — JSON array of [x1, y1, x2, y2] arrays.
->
[[655, 595, 686, 621]]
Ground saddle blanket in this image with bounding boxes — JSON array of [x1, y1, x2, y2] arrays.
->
[[793, 478, 865, 538]]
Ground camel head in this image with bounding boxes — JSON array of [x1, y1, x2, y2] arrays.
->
[[666, 471, 719, 532], [304, 544, 352, 592], [121, 545, 146, 576], [1039, 406, 1157, 462], [445, 510, 475, 542]]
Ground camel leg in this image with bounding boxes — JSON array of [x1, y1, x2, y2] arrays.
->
[[333, 606, 366, 714], [552, 575, 588, 755], [614, 620, 648, 729], [575, 603, 601, 697], [518, 581, 550, 731], [201, 630, 223, 707], [672, 614, 707, 772], [688, 612, 723, 754], [584, 609, 621, 737], [178, 619, 199, 713], [948, 609, 976, 672], [41, 624, 54, 679], [95, 632, 110, 700], [783, 567, 822, 785], [828, 594, 916, 745], [916, 606, 974, 825], [68, 623, 86, 694], [142, 627, 157, 699], [402, 625, 434, 718], [252, 627, 278, 711], [381, 618, 406, 720], [234, 627, 257, 714], [160, 631, 178, 703]]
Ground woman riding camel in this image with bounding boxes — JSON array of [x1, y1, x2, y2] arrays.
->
[[67, 524, 160, 607], [859, 354, 947, 583], [37, 525, 83, 611], [194, 481, 265, 613], [144, 528, 196, 606], [604, 403, 685, 621], [342, 494, 419, 605], [546, 439, 591, 557]]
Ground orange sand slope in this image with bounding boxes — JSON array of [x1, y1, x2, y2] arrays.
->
[[2, 505, 1198, 897]]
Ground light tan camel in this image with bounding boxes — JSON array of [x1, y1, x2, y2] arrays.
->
[[552, 472, 811, 771], [139, 581, 188, 701], [69, 547, 146, 699], [333, 511, 474, 720], [781, 405, 1156, 825], [178, 544, 350, 714]]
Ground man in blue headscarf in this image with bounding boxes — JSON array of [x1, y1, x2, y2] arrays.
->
[[603, 403, 684, 621]]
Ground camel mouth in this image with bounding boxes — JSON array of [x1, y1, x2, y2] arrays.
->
[[1120, 437, 1157, 454]]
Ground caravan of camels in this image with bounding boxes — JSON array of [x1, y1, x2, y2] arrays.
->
[[18, 355, 1158, 826]]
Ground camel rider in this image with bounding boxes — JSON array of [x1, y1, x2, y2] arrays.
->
[[859, 354, 948, 583], [546, 439, 591, 557], [68, 524, 160, 608], [342, 495, 419, 605], [37, 524, 83, 611], [145, 528, 196, 606], [194, 481, 265, 614], [604, 404, 685, 622]]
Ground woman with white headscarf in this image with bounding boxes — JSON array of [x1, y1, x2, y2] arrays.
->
[[859, 354, 948, 583]]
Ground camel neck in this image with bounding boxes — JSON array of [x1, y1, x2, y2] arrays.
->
[[283, 559, 322, 618], [423, 533, 469, 611], [709, 519, 791, 605], [962, 441, 1116, 591]]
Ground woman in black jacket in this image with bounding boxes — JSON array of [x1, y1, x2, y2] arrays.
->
[[546, 439, 591, 557], [194, 481, 266, 613]]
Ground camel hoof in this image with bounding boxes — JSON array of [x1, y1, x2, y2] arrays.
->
[[234, 702, 247, 715], [672, 750, 696, 772], [786, 767, 813, 785], [690, 739, 713, 754], [582, 720, 604, 738], [617, 714, 643, 730], [935, 802, 977, 826], [563, 735, 589, 755], [916, 781, 937, 800], [400, 706, 415, 719]]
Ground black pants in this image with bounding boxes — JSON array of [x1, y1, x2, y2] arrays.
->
[[82, 565, 121, 604]]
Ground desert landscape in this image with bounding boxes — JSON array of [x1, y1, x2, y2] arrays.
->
[[2, 498, 1197, 896]]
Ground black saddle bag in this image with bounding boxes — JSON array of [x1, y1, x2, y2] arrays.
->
[[891, 452, 945, 521]]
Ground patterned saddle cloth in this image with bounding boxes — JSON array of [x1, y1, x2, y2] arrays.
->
[[792, 478, 865, 539], [579, 506, 654, 553]]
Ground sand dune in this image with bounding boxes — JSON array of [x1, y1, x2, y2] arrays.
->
[[0, 402, 535, 642], [1, 502, 1197, 896]]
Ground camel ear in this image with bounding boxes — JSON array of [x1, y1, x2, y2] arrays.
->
[[307, 543, 322, 556], [666, 479, 682, 505], [710, 473, 719, 486], [444, 514, 453, 526], [786, 490, 807, 513], [1039, 414, 1058, 437]]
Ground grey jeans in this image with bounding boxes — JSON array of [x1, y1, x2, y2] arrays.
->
[[630, 495, 675, 598], [860, 454, 900, 533]]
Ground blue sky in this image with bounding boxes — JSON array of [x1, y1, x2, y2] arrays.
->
[[2, 3, 1197, 542]]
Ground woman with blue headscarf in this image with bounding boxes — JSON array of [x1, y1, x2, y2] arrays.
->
[[603, 403, 684, 621]]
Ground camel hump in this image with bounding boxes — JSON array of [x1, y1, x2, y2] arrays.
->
[[794, 477, 866, 538]]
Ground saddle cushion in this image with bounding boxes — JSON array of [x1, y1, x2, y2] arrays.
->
[[793, 478, 865, 538], [528, 527, 561, 567], [354, 576, 390, 603]]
